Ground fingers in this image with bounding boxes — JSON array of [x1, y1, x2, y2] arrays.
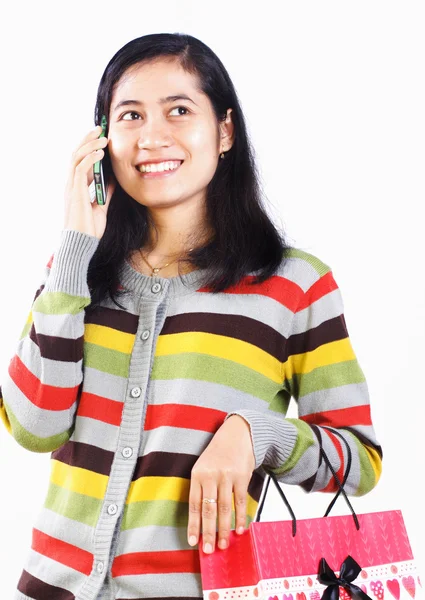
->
[[217, 477, 233, 550], [188, 476, 249, 554], [71, 135, 109, 171], [187, 478, 202, 549], [233, 477, 248, 535], [200, 485, 218, 553]]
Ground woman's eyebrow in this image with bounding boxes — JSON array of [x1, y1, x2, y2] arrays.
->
[[113, 94, 198, 113]]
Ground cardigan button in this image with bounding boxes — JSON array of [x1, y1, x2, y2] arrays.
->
[[130, 387, 141, 398], [151, 283, 162, 293], [107, 503, 118, 516]]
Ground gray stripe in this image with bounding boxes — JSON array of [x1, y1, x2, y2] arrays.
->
[[150, 378, 269, 412], [2, 376, 75, 438], [114, 572, 203, 599], [291, 287, 344, 333], [168, 286, 294, 335], [72, 415, 121, 452], [33, 507, 95, 553], [116, 525, 192, 554], [18, 336, 83, 387], [140, 426, 213, 457], [298, 381, 371, 415], [23, 549, 83, 594], [29, 310, 83, 338]]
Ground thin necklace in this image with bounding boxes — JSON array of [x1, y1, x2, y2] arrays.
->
[[139, 247, 194, 276]]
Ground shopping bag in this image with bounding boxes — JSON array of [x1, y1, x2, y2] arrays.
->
[[199, 430, 422, 600]]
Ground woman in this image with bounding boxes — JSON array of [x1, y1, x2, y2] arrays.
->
[[0, 33, 382, 600]]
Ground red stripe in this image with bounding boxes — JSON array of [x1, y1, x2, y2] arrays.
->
[[321, 429, 345, 493], [8, 354, 78, 411], [112, 549, 200, 577], [198, 274, 302, 312], [300, 405, 372, 428], [144, 404, 226, 433], [297, 271, 338, 312], [77, 392, 123, 426], [32, 528, 93, 575]]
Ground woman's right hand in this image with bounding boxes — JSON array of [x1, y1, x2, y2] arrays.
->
[[64, 125, 116, 240]]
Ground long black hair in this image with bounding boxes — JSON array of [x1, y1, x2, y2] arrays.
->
[[87, 32, 293, 313]]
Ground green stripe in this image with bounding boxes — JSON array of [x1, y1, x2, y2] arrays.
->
[[122, 500, 254, 530], [33, 291, 91, 315], [271, 418, 315, 476], [44, 482, 101, 527], [351, 434, 376, 496], [287, 360, 366, 398], [3, 401, 71, 453], [151, 354, 281, 404], [19, 321, 32, 341], [285, 248, 331, 277], [269, 388, 291, 414], [84, 342, 131, 377]]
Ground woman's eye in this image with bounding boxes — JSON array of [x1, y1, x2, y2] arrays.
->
[[121, 106, 190, 120], [121, 111, 141, 121], [169, 106, 190, 116]]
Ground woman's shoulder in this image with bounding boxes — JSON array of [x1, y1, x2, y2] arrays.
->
[[276, 246, 333, 293]]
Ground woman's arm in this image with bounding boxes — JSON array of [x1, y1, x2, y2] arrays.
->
[[0, 229, 99, 452], [225, 264, 382, 496]]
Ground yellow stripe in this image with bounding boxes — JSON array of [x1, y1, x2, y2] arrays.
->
[[364, 444, 382, 483], [156, 332, 282, 383], [126, 475, 258, 520], [0, 399, 11, 434], [84, 323, 135, 354], [127, 476, 190, 503], [285, 337, 355, 378], [50, 459, 108, 499]]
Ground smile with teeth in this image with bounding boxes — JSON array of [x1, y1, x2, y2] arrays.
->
[[137, 160, 182, 173]]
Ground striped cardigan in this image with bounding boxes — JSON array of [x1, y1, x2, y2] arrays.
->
[[0, 229, 382, 600]]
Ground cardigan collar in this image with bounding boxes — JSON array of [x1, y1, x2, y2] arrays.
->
[[119, 258, 215, 298]]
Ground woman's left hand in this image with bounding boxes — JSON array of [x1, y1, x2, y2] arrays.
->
[[187, 414, 256, 553]]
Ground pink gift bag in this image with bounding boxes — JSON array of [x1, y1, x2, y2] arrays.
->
[[199, 431, 422, 600]]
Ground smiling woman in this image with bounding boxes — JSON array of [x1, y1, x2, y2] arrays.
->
[[0, 32, 382, 600]]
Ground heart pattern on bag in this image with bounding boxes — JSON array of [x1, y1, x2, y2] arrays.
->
[[386, 579, 401, 600], [402, 576, 416, 598], [370, 581, 384, 600]]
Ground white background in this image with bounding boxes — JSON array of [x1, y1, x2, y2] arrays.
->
[[0, 1, 424, 596]]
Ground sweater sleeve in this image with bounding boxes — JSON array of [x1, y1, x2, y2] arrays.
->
[[225, 267, 383, 497], [0, 229, 99, 453]]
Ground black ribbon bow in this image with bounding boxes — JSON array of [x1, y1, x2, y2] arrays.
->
[[318, 555, 373, 600]]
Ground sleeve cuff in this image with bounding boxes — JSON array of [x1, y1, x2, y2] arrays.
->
[[225, 409, 298, 471], [44, 229, 100, 297]]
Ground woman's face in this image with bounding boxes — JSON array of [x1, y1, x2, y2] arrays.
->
[[107, 58, 233, 209]]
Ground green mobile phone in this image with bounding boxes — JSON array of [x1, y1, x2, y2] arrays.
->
[[93, 115, 107, 205]]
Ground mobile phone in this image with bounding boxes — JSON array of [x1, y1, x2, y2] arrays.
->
[[93, 115, 107, 205]]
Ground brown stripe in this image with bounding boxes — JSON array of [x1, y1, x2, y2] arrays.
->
[[51, 441, 114, 476], [286, 314, 348, 359], [132, 452, 197, 481], [29, 325, 84, 362], [163, 313, 287, 363], [132, 451, 265, 502], [18, 569, 75, 600], [84, 304, 139, 334]]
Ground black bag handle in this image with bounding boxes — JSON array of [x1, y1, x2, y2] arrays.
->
[[254, 426, 360, 535]]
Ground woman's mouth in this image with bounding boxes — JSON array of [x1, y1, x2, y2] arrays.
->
[[135, 160, 184, 179]]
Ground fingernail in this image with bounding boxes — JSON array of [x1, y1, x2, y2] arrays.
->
[[237, 526, 244, 534], [204, 542, 213, 553], [218, 538, 227, 549], [188, 535, 197, 546]]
